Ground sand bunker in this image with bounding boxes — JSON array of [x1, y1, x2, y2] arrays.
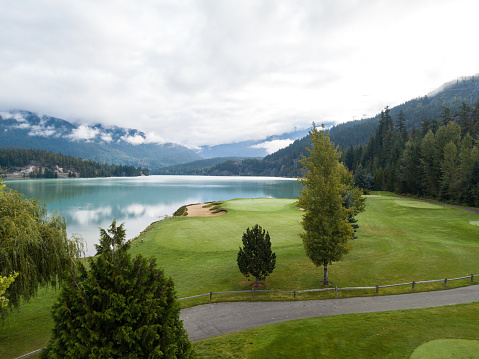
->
[[186, 203, 226, 217]]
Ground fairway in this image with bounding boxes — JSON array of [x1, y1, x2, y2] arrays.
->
[[129, 193, 479, 298]]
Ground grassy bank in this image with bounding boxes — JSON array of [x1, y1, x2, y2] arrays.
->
[[1, 193, 478, 358]]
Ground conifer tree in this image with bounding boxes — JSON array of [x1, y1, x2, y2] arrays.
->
[[297, 124, 363, 285], [41, 220, 192, 358], [237, 224, 276, 286]]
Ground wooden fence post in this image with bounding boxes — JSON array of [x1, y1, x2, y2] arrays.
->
[[376, 285, 379, 294], [412, 281, 415, 289], [293, 290, 296, 298], [335, 285, 338, 296], [444, 278, 447, 286]]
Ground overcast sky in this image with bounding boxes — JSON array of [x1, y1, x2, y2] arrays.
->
[[1, 0, 478, 149]]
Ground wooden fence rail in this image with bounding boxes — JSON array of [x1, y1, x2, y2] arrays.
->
[[178, 273, 477, 301], [14, 273, 478, 359]]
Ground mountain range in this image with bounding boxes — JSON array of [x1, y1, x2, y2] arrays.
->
[[0, 110, 309, 170], [2, 75, 478, 175], [172, 74, 479, 177]]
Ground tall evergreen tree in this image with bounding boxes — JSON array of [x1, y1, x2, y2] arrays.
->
[[420, 130, 440, 197], [440, 106, 452, 126], [297, 124, 363, 285], [41, 220, 192, 358], [396, 110, 408, 140]]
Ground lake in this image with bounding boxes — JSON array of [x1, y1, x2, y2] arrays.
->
[[5, 175, 302, 255]]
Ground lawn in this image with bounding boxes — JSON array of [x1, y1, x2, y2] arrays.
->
[[1, 193, 478, 358], [193, 302, 479, 358], [128, 193, 479, 299]]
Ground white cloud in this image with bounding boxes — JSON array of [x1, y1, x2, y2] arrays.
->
[[28, 125, 57, 137], [0, 112, 28, 122], [14, 123, 31, 129], [121, 133, 146, 145], [252, 139, 294, 154], [67, 125, 100, 141], [100, 132, 113, 143], [0, 0, 478, 147]]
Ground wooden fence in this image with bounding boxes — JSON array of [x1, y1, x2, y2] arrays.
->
[[178, 273, 477, 301], [14, 273, 478, 359]]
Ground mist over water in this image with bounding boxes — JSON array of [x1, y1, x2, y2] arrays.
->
[[6, 176, 301, 255]]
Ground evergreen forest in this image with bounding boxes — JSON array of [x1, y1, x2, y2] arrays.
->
[[0, 148, 148, 178], [342, 103, 479, 207]]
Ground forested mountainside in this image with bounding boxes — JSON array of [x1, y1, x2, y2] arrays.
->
[[192, 75, 479, 181], [328, 75, 479, 147], [199, 135, 311, 177], [0, 148, 147, 178], [342, 103, 479, 207], [0, 111, 201, 170], [154, 157, 249, 175]]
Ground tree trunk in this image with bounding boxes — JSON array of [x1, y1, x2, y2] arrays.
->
[[323, 263, 329, 285], [255, 277, 259, 286]]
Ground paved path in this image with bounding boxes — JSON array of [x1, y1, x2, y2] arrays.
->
[[181, 285, 479, 341]]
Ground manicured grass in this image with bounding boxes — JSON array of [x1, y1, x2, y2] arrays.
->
[[410, 339, 479, 358], [0, 287, 56, 358], [1, 193, 478, 358], [128, 194, 479, 300], [193, 302, 479, 358]]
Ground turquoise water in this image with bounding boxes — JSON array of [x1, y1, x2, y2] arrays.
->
[[5, 175, 301, 255]]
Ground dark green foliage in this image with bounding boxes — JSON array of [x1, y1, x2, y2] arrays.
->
[[342, 191, 360, 239], [0, 147, 148, 178], [41, 221, 192, 358], [237, 224, 276, 286], [341, 100, 479, 207], [0, 183, 83, 314], [154, 157, 248, 175], [353, 164, 374, 192], [173, 205, 188, 217]]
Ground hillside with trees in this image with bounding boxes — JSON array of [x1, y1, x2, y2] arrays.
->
[[190, 75, 479, 186], [200, 135, 311, 177], [154, 157, 248, 175], [328, 75, 479, 147], [342, 103, 479, 207], [0, 148, 148, 178]]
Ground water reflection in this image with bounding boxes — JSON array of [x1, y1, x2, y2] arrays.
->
[[6, 175, 301, 255]]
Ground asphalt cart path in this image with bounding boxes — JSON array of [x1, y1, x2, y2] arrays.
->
[[181, 284, 479, 342]]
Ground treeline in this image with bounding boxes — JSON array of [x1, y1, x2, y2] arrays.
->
[[155, 157, 248, 175], [0, 148, 148, 178], [196, 136, 310, 177], [342, 103, 479, 207]]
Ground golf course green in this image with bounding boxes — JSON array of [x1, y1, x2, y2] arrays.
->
[[1, 192, 478, 358], [128, 193, 479, 299]]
